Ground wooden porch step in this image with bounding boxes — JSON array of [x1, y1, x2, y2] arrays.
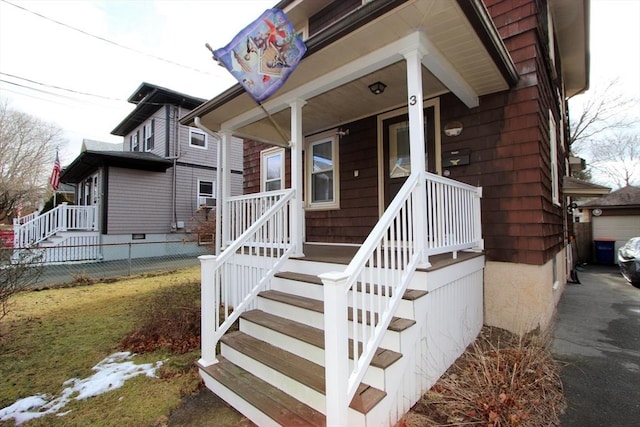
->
[[198, 356, 326, 427], [241, 309, 402, 369], [220, 331, 387, 414], [275, 271, 428, 300], [259, 290, 416, 332]]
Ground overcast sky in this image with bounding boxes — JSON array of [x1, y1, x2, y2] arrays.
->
[[1, 0, 638, 168]]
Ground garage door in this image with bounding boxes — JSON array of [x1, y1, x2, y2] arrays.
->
[[593, 216, 640, 263], [593, 216, 640, 241]]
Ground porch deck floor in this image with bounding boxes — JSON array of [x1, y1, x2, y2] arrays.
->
[[296, 243, 484, 271]]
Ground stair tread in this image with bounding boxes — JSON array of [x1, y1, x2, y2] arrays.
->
[[198, 356, 326, 427], [241, 309, 402, 369], [259, 290, 416, 332], [275, 271, 428, 300], [221, 331, 386, 414]]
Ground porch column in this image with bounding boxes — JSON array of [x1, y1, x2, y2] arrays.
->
[[290, 99, 306, 257], [404, 49, 429, 266], [219, 129, 233, 250], [215, 131, 223, 255]]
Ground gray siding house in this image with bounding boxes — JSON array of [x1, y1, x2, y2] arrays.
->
[[60, 82, 243, 261]]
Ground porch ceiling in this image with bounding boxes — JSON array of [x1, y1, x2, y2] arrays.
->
[[183, 0, 514, 145]]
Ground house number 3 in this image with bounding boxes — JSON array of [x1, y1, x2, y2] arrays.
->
[[409, 95, 417, 105]]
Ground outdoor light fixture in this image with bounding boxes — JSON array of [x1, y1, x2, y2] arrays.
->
[[368, 81, 386, 95], [444, 121, 463, 136]]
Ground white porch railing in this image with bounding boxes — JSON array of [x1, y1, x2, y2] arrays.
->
[[424, 171, 484, 259], [199, 189, 296, 367], [13, 204, 98, 248], [226, 190, 290, 244], [320, 172, 482, 425]]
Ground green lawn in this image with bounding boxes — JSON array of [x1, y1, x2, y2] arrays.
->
[[0, 267, 232, 426]]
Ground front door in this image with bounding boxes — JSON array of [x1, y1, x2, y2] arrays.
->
[[382, 103, 438, 208]]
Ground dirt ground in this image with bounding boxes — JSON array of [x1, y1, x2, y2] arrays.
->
[[165, 387, 255, 427]]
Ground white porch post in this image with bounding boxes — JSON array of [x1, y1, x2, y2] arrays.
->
[[219, 130, 232, 249], [404, 49, 429, 266], [215, 132, 223, 255], [198, 254, 218, 366], [320, 271, 350, 426], [290, 99, 306, 257]]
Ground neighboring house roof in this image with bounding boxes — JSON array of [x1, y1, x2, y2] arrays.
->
[[580, 185, 640, 209], [563, 176, 611, 198], [60, 150, 173, 183], [112, 82, 206, 136], [81, 139, 123, 152]]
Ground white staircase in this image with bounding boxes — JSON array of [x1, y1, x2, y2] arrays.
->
[[198, 252, 428, 426]]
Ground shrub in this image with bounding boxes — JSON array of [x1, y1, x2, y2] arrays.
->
[[399, 326, 565, 427], [120, 282, 201, 354]]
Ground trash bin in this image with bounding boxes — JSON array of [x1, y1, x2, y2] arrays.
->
[[594, 239, 616, 265]]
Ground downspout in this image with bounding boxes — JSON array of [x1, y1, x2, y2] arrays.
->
[[194, 117, 222, 256]]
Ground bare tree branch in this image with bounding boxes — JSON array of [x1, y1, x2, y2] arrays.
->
[[569, 78, 637, 149], [0, 98, 67, 222], [587, 133, 640, 188]]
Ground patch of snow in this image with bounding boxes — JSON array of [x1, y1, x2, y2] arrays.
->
[[0, 352, 162, 425]]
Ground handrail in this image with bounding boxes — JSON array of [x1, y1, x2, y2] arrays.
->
[[320, 172, 483, 425], [320, 173, 422, 424], [199, 189, 295, 367], [13, 204, 98, 248]]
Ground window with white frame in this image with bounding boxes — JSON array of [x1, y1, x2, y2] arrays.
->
[[130, 131, 139, 152], [143, 120, 154, 151], [190, 128, 207, 149], [305, 130, 339, 210], [549, 110, 560, 205], [261, 147, 284, 191], [197, 180, 215, 208]]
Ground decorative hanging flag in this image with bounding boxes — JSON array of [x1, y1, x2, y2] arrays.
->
[[49, 151, 61, 191], [212, 9, 307, 103]]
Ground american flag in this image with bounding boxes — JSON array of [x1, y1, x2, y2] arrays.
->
[[49, 151, 61, 191]]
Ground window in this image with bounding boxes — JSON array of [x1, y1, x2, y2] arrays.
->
[[549, 110, 560, 205], [389, 121, 411, 178], [305, 130, 339, 210], [261, 147, 284, 191], [190, 128, 207, 149], [143, 120, 154, 151], [197, 180, 215, 208], [130, 131, 139, 152]]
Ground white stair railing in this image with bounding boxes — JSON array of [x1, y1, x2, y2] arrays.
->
[[13, 204, 98, 248], [199, 189, 295, 367], [226, 190, 290, 244], [321, 172, 483, 425]]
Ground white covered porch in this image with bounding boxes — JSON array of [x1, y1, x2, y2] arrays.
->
[[182, 0, 516, 424]]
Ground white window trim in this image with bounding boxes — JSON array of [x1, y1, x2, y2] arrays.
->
[[305, 129, 339, 210], [143, 121, 154, 152], [189, 128, 208, 149], [549, 109, 560, 206], [197, 179, 216, 208], [261, 147, 285, 192]]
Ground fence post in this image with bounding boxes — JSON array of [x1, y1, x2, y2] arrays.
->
[[128, 242, 132, 276], [199, 254, 219, 366], [319, 271, 350, 426], [61, 203, 68, 232]]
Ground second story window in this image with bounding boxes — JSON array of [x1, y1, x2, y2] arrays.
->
[[144, 120, 154, 152], [190, 128, 207, 149], [130, 131, 139, 152]]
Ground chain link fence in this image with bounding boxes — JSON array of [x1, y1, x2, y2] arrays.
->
[[1, 240, 212, 289]]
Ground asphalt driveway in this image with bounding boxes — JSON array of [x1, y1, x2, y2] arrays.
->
[[552, 264, 640, 426]]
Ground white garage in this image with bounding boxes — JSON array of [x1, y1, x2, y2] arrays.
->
[[582, 186, 640, 264]]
